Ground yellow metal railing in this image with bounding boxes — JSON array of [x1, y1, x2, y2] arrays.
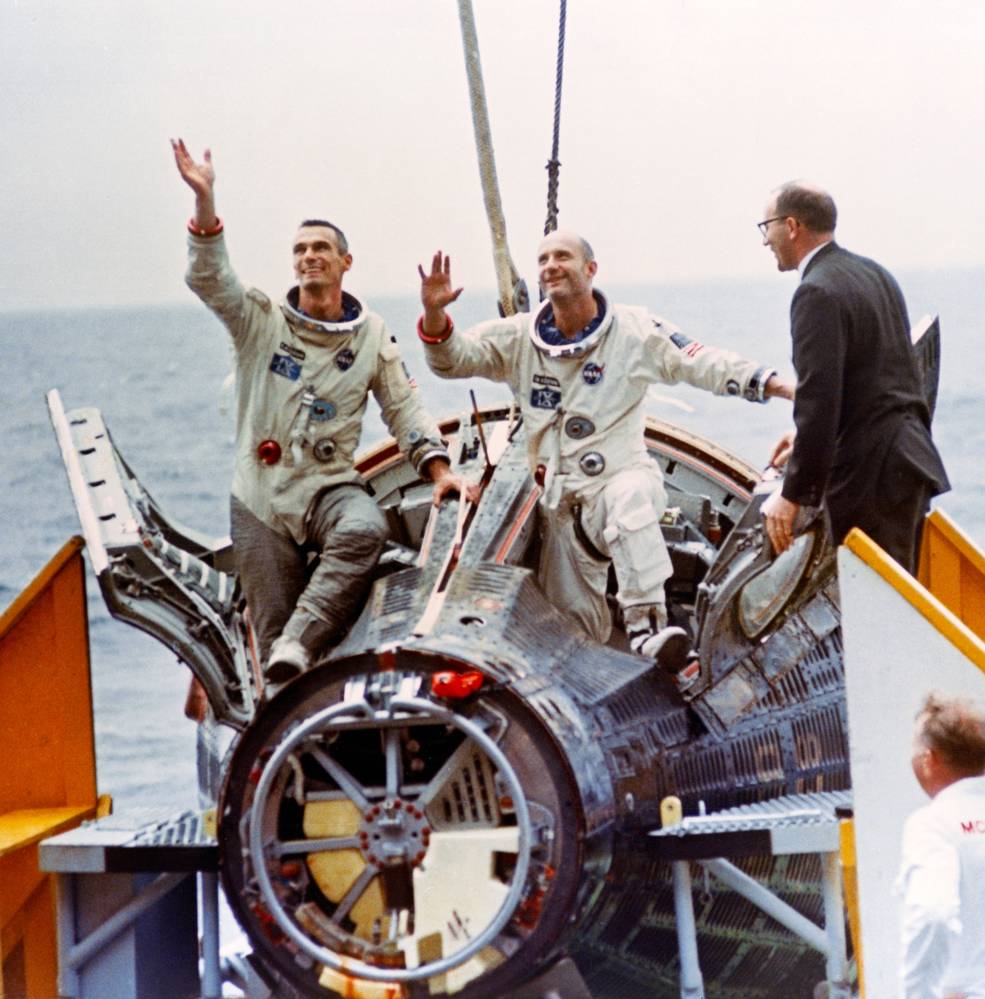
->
[[845, 525, 985, 678], [918, 508, 985, 643], [839, 818, 864, 997], [0, 537, 101, 999]]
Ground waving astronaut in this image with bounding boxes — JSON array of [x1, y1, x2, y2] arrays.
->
[[417, 231, 793, 669]]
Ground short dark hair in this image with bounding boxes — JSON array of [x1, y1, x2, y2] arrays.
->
[[298, 219, 349, 255], [917, 690, 985, 776], [774, 183, 837, 234]]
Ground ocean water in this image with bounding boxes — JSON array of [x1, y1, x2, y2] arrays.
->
[[1, 270, 982, 812]]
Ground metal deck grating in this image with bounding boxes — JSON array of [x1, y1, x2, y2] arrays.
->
[[646, 790, 851, 860], [40, 809, 218, 874]]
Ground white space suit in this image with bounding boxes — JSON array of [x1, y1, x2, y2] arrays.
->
[[186, 233, 447, 660], [423, 290, 774, 643]]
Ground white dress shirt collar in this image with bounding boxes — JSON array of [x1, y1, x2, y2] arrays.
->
[[798, 240, 833, 276]]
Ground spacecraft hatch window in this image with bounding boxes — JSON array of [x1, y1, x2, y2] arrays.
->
[[737, 531, 815, 638]]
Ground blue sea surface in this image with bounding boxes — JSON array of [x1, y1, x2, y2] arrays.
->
[[1, 271, 982, 811]]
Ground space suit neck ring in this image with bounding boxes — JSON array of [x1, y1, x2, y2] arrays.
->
[[529, 289, 612, 359], [283, 287, 366, 336]]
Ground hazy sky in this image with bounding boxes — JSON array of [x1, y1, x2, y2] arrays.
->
[[2, 0, 983, 310]]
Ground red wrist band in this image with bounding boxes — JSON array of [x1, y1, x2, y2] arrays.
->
[[187, 216, 224, 237], [417, 314, 454, 344]]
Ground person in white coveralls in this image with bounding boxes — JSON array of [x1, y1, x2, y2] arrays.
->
[[417, 232, 794, 668], [898, 690, 985, 998]]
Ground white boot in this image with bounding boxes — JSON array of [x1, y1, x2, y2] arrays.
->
[[626, 603, 691, 674], [631, 626, 691, 673], [265, 634, 311, 690]]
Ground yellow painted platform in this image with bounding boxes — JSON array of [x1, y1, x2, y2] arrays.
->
[[0, 806, 97, 859], [1, 537, 100, 999]]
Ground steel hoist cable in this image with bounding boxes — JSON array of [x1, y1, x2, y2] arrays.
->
[[544, 0, 567, 236]]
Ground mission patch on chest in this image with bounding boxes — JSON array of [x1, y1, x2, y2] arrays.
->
[[530, 374, 561, 410], [270, 353, 302, 381]]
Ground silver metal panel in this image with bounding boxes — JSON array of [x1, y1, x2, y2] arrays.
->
[[649, 789, 850, 852]]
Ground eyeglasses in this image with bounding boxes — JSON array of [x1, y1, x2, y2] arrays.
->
[[757, 216, 787, 237]]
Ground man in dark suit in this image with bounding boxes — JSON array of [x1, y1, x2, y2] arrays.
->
[[760, 181, 949, 573]]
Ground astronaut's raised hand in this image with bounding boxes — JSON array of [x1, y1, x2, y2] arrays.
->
[[170, 138, 219, 230], [418, 251, 463, 335], [171, 139, 215, 197]]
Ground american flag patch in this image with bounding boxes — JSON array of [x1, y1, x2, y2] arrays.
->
[[669, 331, 704, 357]]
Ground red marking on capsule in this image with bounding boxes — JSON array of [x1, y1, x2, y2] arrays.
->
[[378, 650, 397, 670], [257, 439, 282, 465], [430, 670, 484, 699], [250, 901, 286, 943], [678, 660, 701, 684], [534, 464, 547, 487], [514, 889, 545, 929]]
